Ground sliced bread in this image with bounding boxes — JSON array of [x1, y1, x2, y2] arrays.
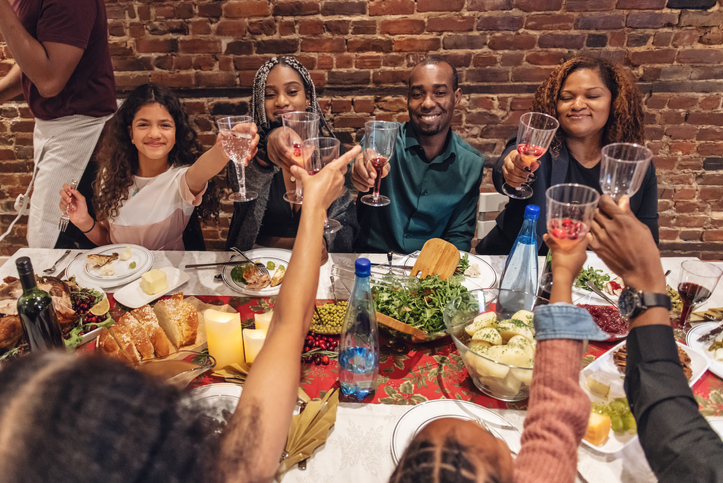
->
[[97, 328, 132, 364], [131, 305, 172, 357], [153, 293, 198, 348], [120, 312, 156, 360], [109, 314, 143, 362]]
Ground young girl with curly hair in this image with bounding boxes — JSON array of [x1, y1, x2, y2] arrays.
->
[[59, 83, 257, 250], [477, 56, 658, 255]]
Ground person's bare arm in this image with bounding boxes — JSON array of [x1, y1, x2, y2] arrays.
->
[[59, 184, 111, 246], [0, 1, 83, 98], [217, 145, 361, 483], [0, 64, 23, 103]]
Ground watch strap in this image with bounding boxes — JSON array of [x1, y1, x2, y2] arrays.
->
[[640, 292, 672, 311]]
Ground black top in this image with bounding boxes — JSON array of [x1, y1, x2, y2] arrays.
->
[[258, 172, 300, 238], [564, 154, 601, 189], [625, 325, 723, 482]]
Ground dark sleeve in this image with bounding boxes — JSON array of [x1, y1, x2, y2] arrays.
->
[[325, 190, 359, 253], [36, 0, 97, 49], [624, 325, 723, 482], [492, 137, 517, 193], [631, 162, 659, 245]]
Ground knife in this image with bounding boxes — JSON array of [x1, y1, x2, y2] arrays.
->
[[184, 261, 251, 269], [586, 281, 619, 308]]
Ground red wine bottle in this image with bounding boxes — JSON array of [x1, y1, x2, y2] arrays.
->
[[16, 257, 65, 351]]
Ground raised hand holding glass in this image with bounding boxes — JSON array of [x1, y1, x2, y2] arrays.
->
[[600, 143, 652, 202], [361, 121, 399, 207], [217, 115, 257, 202], [304, 137, 343, 234], [281, 111, 320, 204], [545, 183, 600, 249]]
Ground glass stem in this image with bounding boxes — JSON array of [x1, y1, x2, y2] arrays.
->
[[678, 302, 693, 329], [236, 159, 246, 198]]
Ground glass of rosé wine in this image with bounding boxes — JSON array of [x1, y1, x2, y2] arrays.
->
[[302, 137, 343, 233], [600, 142, 653, 203], [217, 115, 257, 202], [675, 260, 722, 330], [545, 183, 600, 249], [360, 120, 399, 207], [280, 111, 320, 204], [503, 112, 559, 200]]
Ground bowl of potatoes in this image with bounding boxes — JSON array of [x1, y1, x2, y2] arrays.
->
[[444, 289, 543, 402]]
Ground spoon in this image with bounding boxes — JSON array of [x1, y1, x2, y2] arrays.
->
[[43, 249, 71, 275]]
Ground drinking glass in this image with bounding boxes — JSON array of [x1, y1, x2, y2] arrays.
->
[[303, 136, 343, 234], [360, 121, 399, 207], [217, 115, 257, 202], [503, 112, 559, 200], [675, 260, 722, 329], [281, 111, 320, 204], [600, 143, 653, 202], [545, 183, 600, 250]]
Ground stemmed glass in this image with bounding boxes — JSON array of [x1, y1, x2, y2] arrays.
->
[[545, 183, 600, 249], [600, 143, 653, 202], [502, 112, 559, 200], [303, 136, 343, 234], [217, 115, 257, 202], [675, 260, 722, 329], [360, 121, 399, 207], [281, 111, 320, 204]]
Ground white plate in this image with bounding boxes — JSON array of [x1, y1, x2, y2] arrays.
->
[[707, 416, 723, 439], [402, 251, 497, 290], [390, 399, 520, 464], [687, 322, 723, 379], [222, 248, 291, 297], [580, 339, 709, 455], [112, 267, 190, 309], [67, 244, 154, 289], [75, 284, 110, 345]]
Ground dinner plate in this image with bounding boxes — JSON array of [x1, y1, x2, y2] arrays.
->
[[402, 251, 497, 290], [686, 322, 723, 380], [222, 248, 291, 297], [66, 244, 154, 289], [390, 399, 521, 464], [706, 416, 723, 439], [112, 267, 190, 309], [580, 339, 709, 454]]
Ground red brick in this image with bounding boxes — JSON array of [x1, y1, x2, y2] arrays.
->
[[699, 173, 723, 185], [198, 2, 223, 17], [333, 116, 369, 129], [574, 13, 625, 30], [112, 57, 153, 71], [698, 144, 723, 156], [378, 98, 407, 111], [225, 41, 254, 55], [150, 72, 194, 88], [665, 125, 697, 140], [488, 34, 536, 50], [443, 34, 487, 50], [299, 19, 323, 35], [677, 49, 723, 64], [703, 230, 723, 242], [672, 31, 702, 48], [216, 20, 247, 37], [352, 20, 377, 35], [193, 56, 215, 71], [466, 68, 510, 83], [191, 20, 212, 36], [700, 187, 723, 200], [476, 16, 525, 31], [417, 0, 465, 12], [248, 18, 276, 36], [321, 2, 366, 15], [355, 54, 383, 69], [653, 31, 674, 47], [353, 99, 375, 113], [473, 54, 499, 67], [698, 127, 723, 141], [336, 54, 353, 69], [380, 19, 426, 35], [369, 0, 415, 16], [627, 12, 679, 29], [538, 34, 584, 49], [524, 14, 574, 30], [373, 69, 411, 84], [325, 20, 350, 35], [609, 31, 626, 47], [469, 96, 496, 110], [328, 70, 370, 85], [347, 38, 393, 52], [564, 0, 615, 10], [135, 38, 177, 54], [524, 51, 565, 65], [301, 38, 345, 52], [273, 1, 319, 16], [439, 53, 473, 67], [331, 99, 352, 113], [679, 10, 723, 28], [617, 0, 665, 8], [700, 97, 721, 110], [669, 142, 696, 155], [394, 37, 441, 52], [175, 3, 194, 19], [700, 29, 723, 46], [628, 49, 677, 66], [223, 1, 270, 18], [468, 0, 514, 10], [196, 72, 236, 88], [687, 113, 723, 125], [179, 38, 221, 54], [279, 20, 295, 36], [256, 39, 297, 54], [511, 66, 556, 82], [427, 16, 475, 32]]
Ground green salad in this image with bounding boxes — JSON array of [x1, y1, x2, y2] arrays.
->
[[574, 266, 611, 291]]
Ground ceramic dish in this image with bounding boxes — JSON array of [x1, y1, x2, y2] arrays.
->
[[706, 416, 723, 439], [403, 251, 497, 290], [76, 284, 110, 345], [222, 248, 291, 297], [580, 340, 709, 455], [687, 322, 723, 380], [112, 267, 190, 309], [573, 291, 628, 342], [66, 244, 154, 289], [390, 399, 520, 464]]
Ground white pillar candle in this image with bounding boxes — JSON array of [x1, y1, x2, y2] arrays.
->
[[204, 309, 244, 370], [243, 329, 266, 363], [254, 310, 274, 335]]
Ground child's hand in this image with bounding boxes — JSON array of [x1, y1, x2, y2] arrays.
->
[[59, 184, 92, 229], [543, 232, 589, 290], [232, 122, 259, 166]]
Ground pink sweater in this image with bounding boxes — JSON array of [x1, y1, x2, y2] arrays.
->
[[514, 339, 589, 483]]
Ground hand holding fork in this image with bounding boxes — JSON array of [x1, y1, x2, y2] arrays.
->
[[58, 179, 79, 232]]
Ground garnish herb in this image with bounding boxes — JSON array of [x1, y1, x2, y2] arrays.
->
[[575, 266, 611, 291]]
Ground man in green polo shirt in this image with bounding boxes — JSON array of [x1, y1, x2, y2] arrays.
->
[[350, 57, 484, 254]]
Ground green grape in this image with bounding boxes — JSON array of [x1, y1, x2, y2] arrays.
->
[[622, 411, 637, 432], [610, 414, 624, 433], [609, 401, 626, 414]]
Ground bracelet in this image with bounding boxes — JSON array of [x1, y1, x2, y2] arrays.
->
[[81, 219, 96, 234]]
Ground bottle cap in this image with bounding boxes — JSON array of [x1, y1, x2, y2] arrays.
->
[[15, 256, 33, 276], [355, 258, 371, 277], [524, 204, 540, 220]]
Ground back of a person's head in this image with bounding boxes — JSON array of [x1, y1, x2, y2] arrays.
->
[[0, 352, 213, 482]]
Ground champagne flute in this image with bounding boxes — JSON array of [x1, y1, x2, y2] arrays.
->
[[600, 143, 653, 202], [545, 183, 600, 249], [304, 137, 343, 234], [217, 115, 257, 202], [675, 260, 722, 330], [360, 120, 399, 207], [281, 111, 320, 204], [503, 112, 559, 200]]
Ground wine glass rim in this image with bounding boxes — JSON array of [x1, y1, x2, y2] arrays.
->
[[303, 136, 340, 146], [545, 183, 601, 205], [215, 115, 253, 125], [601, 142, 653, 163], [681, 259, 723, 278], [365, 120, 399, 130], [280, 111, 320, 122], [520, 111, 560, 131]]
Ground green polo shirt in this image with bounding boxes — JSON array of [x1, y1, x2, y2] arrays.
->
[[353, 122, 484, 254]]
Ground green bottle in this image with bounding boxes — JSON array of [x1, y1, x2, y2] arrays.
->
[[16, 257, 65, 350]]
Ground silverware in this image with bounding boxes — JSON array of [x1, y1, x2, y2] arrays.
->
[[664, 270, 671, 279], [58, 251, 82, 279], [58, 179, 78, 232], [43, 249, 71, 274], [230, 247, 270, 277], [185, 261, 253, 269], [586, 281, 619, 308], [697, 323, 723, 343], [370, 262, 415, 270]]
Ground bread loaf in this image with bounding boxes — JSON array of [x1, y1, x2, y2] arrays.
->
[[153, 293, 198, 347], [131, 305, 172, 357], [109, 315, 143, 362], [97, 328, 132, 364]]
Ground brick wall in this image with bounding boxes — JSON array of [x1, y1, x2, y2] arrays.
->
[[1, 0, 722, 257]]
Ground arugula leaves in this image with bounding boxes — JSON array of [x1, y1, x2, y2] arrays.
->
[[575, 266, 611, 291], [456, 253, 470, 275], [63, 315, 116, 352]]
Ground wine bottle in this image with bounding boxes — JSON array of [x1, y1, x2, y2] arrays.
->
[[16, 257, 65, 351], [536, 250, 553, 304]]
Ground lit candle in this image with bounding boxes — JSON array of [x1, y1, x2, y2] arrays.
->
[[204, 309, 244, 369], [243, 329, 266, 363], [254, 310, 274, 335]]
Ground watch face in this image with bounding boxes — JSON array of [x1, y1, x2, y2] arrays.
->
[[618, 289, 639, 319]]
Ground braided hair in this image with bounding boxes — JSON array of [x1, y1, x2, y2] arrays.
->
[[251, 56, 334, 137]]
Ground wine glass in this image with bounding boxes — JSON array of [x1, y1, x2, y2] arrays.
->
[[360, 121, 399, 207], [303, 136, 343, 234], [545, 183, 600, 249], [281, 111, 320, 204], [675, 260, 722, 329], [502, 112, 559, 200], [217, 115, 257, 202], [600, 143, 653, 202]]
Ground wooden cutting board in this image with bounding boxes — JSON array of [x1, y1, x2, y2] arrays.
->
[[409, 238, 460, 281]]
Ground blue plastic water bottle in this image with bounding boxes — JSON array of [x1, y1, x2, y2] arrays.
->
[[499, 205, 540, 309], [338, 258, 379, 401]]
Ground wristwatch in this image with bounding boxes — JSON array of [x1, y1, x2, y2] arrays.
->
[[618, 286, 672, 319]]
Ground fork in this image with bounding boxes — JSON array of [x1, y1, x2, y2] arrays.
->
[[58, 179, 78, 232], [230, 247, 270, 277]]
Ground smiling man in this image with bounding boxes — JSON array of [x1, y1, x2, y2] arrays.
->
[[350, 57, 484, 253]]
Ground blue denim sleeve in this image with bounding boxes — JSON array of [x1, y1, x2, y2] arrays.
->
[[533, 303, 610, 341]]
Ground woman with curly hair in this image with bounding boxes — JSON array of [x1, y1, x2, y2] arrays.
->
[[476, 56, 658, 255], [58, 83, 257, 250], [226, 56, 358, 258]]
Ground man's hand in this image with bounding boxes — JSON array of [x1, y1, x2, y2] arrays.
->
[[292, 146, 361, 211], [589, 195, 665, 293], [544, 232, 589, 304], [350, 148, 390, 192], [502, 150, 539, 188]]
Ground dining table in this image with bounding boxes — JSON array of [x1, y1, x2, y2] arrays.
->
[[1, 247, 722, 483]]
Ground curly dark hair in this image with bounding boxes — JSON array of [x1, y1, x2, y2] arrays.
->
[[531, 56, 645, 158], [94, 83, 220, 223]]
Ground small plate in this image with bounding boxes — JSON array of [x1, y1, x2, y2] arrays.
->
[[390, 399, 520, 464], [112, 267, 190, 309], [67, 244, 154, 289], [402, 251, 497, 290], [222, 248, 291, 297], [687, 322, 723, 380]]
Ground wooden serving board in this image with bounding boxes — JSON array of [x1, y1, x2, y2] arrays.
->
[[410, 238, 460, 281]]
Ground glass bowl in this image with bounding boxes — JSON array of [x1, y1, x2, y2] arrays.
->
[[444, 289, 545, 402], [137, 350, 216, 389]]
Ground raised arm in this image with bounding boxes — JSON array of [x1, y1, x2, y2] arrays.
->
[[0, 64, 23, 103], [216, 145, 361, 483]]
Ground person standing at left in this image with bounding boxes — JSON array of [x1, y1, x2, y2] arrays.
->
[[0, 0, 116, 248]]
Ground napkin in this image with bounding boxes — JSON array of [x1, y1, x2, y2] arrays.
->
[[212, 361, 251, 384], [276, 388, 339, 481]]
